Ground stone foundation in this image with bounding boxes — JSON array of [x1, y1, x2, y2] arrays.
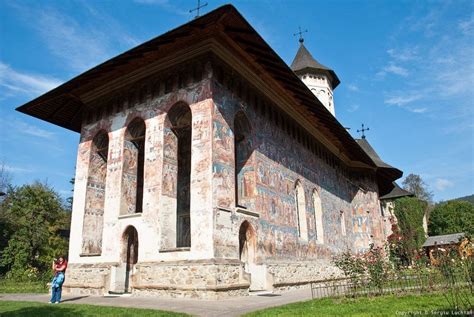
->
[[132, 285, 249, 299], [62, 263, 113, 296], [132, 259, 250, 299], [62, 259, 251, 299], [62, 259, 343, 298], [267, 260, 343, 292]]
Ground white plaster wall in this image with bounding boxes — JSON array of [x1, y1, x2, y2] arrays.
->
[[300, 74, 335, 116], [68, 140, 91, 263]]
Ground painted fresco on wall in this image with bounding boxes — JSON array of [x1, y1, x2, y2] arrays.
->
[[121, 140, 139, 214], [82, 132, 108, 255], [234, 112, 254, 209], [211, 79, 385, 261]]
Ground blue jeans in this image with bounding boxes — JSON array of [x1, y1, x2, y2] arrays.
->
[[50, 272, 65, 303], [51, 286, 62, 303]]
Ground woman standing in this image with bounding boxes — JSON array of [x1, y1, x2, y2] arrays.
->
[[49, 256, 67, 304]]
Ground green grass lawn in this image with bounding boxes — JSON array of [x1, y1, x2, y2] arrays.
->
[[0, 300, 189, 317], [244, 293, 474, 317], [0, 280, 48, 294]]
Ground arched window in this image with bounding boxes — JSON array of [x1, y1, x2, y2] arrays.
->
[[234, 112, 253, 208], [162, 103, 192, 248], [82, 130, 108, 255], [295, 180, 308, 241], [121, 118, 145, 214], [313, 190, 324, 243], [340, 210, 347, 236]]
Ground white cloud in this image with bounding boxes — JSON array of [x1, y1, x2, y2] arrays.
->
[[379, 6, 474, 123], [434, 178, 454, 191], [346, 84, 359, 92], [134, 0, 169, 4], [133, 0, 188, 16], [35, 9, 111, 71], [387, 47, 419, 62], [2, 164, 33, 174], [0, 62, 62, 96], [384, 94, 422, 106], [9, 2, 140, 72], [458, 15, 474, 35], [382, 64, 409, 77], [411, 107, 427, 113], [0, 118, 55, 139], [347, 104, 360, 113]]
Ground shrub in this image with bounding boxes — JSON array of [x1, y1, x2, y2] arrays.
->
[[332, 244, 393, 292], [389, 197, 427, 266]]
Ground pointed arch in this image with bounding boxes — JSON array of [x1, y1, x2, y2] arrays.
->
[[294, 180, 308, 241], [340, 210, 347, 236], [312, 189, 324, 243], [121, 118, 146, 214], [162, 102, 192, 248], [239, 221, 256, 264], [122, 226, 138, 293], [234, 111, 254, 208], [82, 130, 109, 255]]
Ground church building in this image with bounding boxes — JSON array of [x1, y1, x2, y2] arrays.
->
[[17, 5, 402, 298]]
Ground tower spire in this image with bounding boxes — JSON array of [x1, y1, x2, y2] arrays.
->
[[290, 35, 340, 117]]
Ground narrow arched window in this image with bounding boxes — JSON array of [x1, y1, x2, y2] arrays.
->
[[121, 118, 145, 214], [234, 112, 253, 208], [295, 180, 308, 241], [162, 103, 192, 248], [340, 210, 347, 236], [82, 130, 108, 255], [313, 190, 324, 243]]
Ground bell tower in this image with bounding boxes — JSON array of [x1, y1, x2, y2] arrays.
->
[[290, 35, 340, 117]]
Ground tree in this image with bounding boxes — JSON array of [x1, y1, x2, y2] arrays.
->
[[402, 174, 433, 203], [66, 177, 75, 212], [0, 162, 11, 197], [429, 200, 474, 236], [0, 182, 69, 279], [0, 163, 12, 256], [389, 197, 428, 266]]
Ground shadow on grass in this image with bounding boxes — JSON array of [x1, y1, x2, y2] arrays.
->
[[1, 306, 82, 317]]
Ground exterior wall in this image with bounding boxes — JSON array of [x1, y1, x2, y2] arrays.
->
[[67, 61, 217, 296], [81, 134, 108, 255], [210, 71, 385, 289], [381, 200, 396, 237], [381, 198, 429, 238], [66, 56, 387, 297]]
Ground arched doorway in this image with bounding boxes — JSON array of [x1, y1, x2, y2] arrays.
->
[[122, 226, 138, 293], [239, 221, 256, 266], [239, 221, 269, 291]]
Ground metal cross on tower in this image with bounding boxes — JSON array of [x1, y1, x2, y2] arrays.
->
[[357, 124, 370, 139], [189, 0, 208, 19], [293, 26, 308, 44]]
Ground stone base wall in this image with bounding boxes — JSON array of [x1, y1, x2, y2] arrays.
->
[[132, 259, 250, 299], [62, 263, 113, 296], [60, 259, 343, 298], [267, 260, 343, 291], [132, 286, 248, 299]]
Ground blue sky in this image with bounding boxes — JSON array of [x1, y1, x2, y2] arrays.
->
[[0, 0, 473, 202]]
